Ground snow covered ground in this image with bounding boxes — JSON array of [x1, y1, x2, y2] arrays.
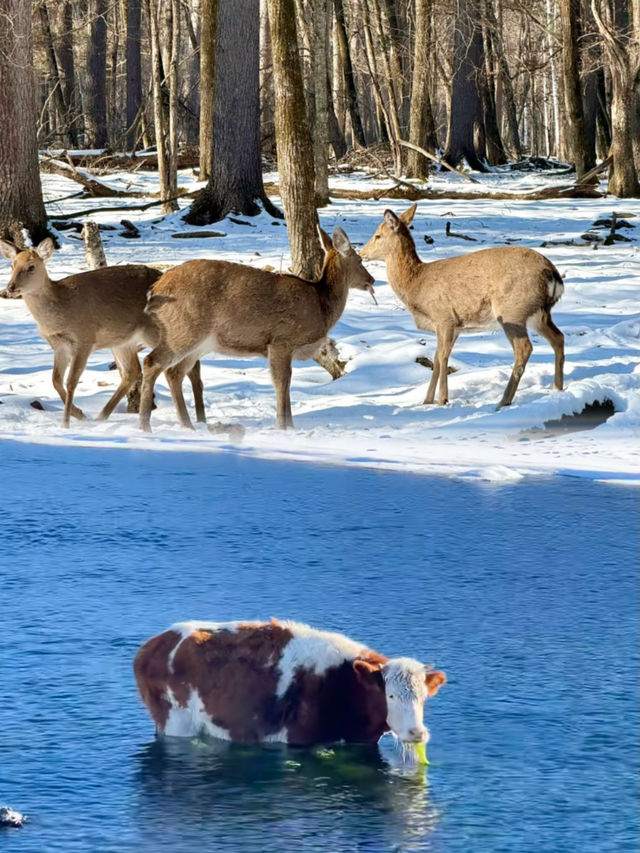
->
[[0, 166, 637, 484]]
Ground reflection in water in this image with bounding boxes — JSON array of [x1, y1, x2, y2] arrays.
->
[[134, 736, 441, 851]]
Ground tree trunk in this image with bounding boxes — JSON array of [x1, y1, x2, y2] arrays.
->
[[313, 0, 330, 205], [479, 20, 506, 164], [442, 0, 488, 171], [484, 0, 521, 160], [266, 0, 322, 278], [187, 0, 279, 224], [334, 0, 366, 147], [406, 0, 437, 178], [591, 0, 640, 196], [85, 0, 108, 148], [198, 0, 217, 179], [149, 0, 177, 212], [0, 0, 50, 245], [57, 0, 78, 145], [36, 0, 72, 145], [126, 0, 143, 150], [559, 0, 594, 179]]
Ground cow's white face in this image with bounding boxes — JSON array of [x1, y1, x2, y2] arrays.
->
[[382, 658, 429, 743]]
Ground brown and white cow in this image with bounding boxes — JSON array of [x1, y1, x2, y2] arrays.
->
[[134, 619, 446, 746]]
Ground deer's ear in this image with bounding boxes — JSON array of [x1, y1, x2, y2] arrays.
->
[[317, 226, 333, 253], [399, 203, 417, 225], [425, 669, 446, 696], [0, 240, 18, 260], [332, 227, 352, 256], [35, 238, 54, 261], [383, 210, 401, 232]]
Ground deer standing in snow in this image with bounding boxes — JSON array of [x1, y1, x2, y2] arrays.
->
[[0, 238, 204, 427], [139, 227, 375, 431], [360, 204, 565, 408]]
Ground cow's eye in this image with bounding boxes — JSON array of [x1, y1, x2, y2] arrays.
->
[[388, 694, 394, 699]]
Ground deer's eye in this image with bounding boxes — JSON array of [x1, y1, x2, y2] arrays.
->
[[27, 265, 35, 272]]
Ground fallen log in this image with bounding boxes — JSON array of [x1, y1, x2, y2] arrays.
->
[[40, 155, 145, 198]]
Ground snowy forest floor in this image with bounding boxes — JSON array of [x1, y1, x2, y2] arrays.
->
[[0, 164, 638, 484]]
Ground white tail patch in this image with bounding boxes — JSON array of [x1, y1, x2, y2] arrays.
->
[[547, 274, 564, 303]]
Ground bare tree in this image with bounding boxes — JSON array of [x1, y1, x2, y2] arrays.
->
[[267, 0, 322, 278], [559, 0, 595, 179], [85, 0, 108, 147], [0, 0, 50, 245], [187, 0, 278, 223], [198, 0, 217, 179], [591, 0, 639, 196], [126, 0, 143, 149], [406, 0, 438, 178]]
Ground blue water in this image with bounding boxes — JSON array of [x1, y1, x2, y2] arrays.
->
[[0, 441, 637, 853]]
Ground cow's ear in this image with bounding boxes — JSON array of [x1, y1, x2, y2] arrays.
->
[[353, 659, 381, 680], [425, 669, 446, 696]]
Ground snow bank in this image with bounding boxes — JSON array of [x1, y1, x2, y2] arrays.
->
[[0, 168, 638, 484]]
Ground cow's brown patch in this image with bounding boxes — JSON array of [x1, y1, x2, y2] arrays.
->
[[133, 629, 182, 731], [148, 622, 295, 740], [359, 648, 389, 667]]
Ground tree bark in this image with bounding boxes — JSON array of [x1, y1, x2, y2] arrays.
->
[[36, 0, 72, 145], [334, 0, 366, 147], [187, 0, 279, 224], [56, 0, 78, 145], [85, 0, 108, 148], [484, 0, 521, 160], [443, 0, 488, 171], [149, 0, 177, 212], [406, 0, 437, 178], [198, 0, 217, 179], [591, 0, 640, 196], [0, 0, 50, 245], [126, 0, 143, 150], [313, 0, 330, 205], [266, 0, 322, 278], [559, 0, 595, 179]]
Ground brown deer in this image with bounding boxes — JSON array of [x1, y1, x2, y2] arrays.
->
[[360, 204, 565, 408], [0, 238, 205, 427], [139, 227, 375, 431]]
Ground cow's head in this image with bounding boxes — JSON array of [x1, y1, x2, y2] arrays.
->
[[354, 656, 446, 743]]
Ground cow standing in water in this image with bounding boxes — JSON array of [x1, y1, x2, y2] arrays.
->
[[134, 620, 446, 747]]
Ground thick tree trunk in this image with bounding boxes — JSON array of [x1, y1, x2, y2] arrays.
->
[[559, 0, 594, 179], [187, 0, 279, 224], [85, 0, 108, 148], [198, 0, 217, 179], [0, 0, 50, 245], [406, 0, 437, 178], [149, 0, 177, 212], [266, 0, 322, 279], [442, 0, 488, 171], [480, 21, 506, 165], [334, 0, 366, 147], [126, 0, 143, 150]]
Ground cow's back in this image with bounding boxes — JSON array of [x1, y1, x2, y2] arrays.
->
[[134, 620, 295, 741]]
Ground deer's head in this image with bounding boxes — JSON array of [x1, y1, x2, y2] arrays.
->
[[359, 204, 417, 262], [318, 226, 376, 299], [0, 238, 55, 298]]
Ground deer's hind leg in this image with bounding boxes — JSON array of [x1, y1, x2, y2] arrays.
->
[[140, 343, 174, 432], [62, 344, 92, 427], [268, 345, 294, 429], [97, 345, 141, 421], [533, 309, 564, 391], [187, 360, 206, 423], [497, 320, 533, 408], [164, 356, 200, 430]]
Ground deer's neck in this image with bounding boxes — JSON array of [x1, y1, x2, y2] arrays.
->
[[385, 237, 425, 302], [316, 253, 350, 331], [23, 275, 61, 314]]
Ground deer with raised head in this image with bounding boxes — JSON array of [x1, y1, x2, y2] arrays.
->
[[360, 204, 565, 408], [139, 226, 375, 431], [0, 239, 205, 427]]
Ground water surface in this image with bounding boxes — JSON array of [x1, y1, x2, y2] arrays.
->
[[0, 441, 637, 852]]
